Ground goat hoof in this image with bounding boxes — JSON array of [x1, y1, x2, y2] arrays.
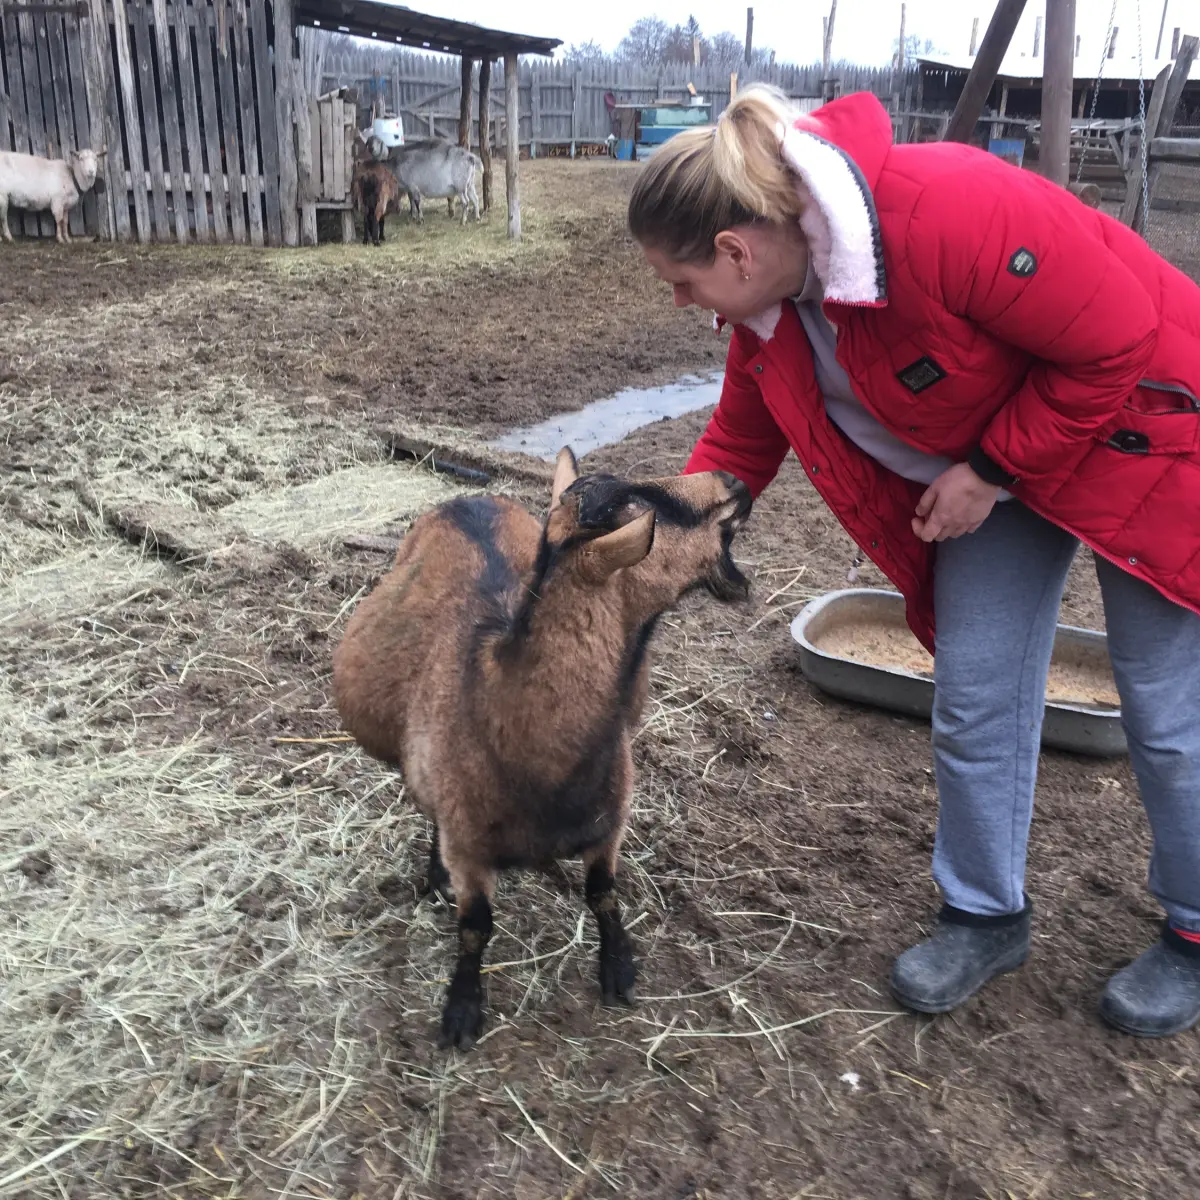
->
[[439, 993, 484, 1049], [599, 952, 637, 1007]]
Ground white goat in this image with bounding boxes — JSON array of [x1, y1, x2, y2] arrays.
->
[[0, 148, 105, 244]]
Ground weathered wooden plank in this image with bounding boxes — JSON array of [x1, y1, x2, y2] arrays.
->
[[319, 95, 332, 200], [330, 95, 344, 202], [231, 0, 262, 245], [294, 59, 316, 244], [1149, 136, 1200, 161], [149, 0, 186, 241], [44, 13, 79, 238], [129, 0, 169, 240], [17, 6, 54, 235], [110, 0, 150, 241], [273, 0, 299, 247], [84, 0, 123, 239], [192, 1, 229, 242], [213, 0, 246, 242], [529, 70, 540, 158], [248, 0, 280, 244], [33, 10, 60, 160], [2, 8, 34, 234], [0, 32, 12, 154], [62, 11, 100, 235], [170, 1, 208, 242]]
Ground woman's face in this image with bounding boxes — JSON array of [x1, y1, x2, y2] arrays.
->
[[641, 223, 808, 325]]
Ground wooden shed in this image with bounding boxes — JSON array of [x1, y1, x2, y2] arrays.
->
[[0, 0, 559, 244]]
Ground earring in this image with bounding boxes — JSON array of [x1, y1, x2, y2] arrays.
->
[[740, 270, 752, 282]]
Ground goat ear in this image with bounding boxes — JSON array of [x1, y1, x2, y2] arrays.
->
[[550, 446, 579, 509], [579, 510, 655, 582]]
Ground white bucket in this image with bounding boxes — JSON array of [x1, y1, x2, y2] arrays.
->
[[371, 117, 405, 148]]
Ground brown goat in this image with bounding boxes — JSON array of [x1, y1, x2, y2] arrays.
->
[[350, 158, 402, 246], [332, 450, 753, 1048]]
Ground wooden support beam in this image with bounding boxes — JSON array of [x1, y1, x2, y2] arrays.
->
[[1121, 35, 1199, 230], [943, 0, 1028, 143], [458, 54, 471, 148], [745, 7, 753, 65], [478, 56, 492, 212], [504, 51, 520, 240], [1149, 136, 1200, 161], [1040, 0, 1075, 186]]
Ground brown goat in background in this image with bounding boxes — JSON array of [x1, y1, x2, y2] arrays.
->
[[350, 158, 402, 246], [332, 450, 753, 1048]]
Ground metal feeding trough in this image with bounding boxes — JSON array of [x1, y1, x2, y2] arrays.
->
[[790, 588, 1127, 757]]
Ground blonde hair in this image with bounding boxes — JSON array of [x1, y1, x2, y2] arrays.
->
[[628, 84, 805, 263]]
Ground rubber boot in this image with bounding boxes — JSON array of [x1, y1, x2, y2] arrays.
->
[[891, 900, 1032, 1014], [1100, 924, 1200, 1038]]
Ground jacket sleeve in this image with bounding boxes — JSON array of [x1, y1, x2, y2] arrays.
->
[[905, 161, 1159, 482], [684, 327, 791, 496]]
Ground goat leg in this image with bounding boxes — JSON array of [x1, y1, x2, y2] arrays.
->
[[423, 823, 453, 903], [584, 852, 636, 1006], [439, 876, 494, 1050]]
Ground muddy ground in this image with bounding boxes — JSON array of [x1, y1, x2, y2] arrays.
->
[[2, 160, 1198, 1200]]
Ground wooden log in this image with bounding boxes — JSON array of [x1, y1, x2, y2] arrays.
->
[[213, 0, 247, 242], [944, 0, 1028, 143], [62, 11, 100, 236], [293, 59, 316, 244], [231, 0, 263, 246], [150, 0, 188, 242], [1066, 180, 1102, 207], [1040, 0, 1075, 186], [458, 54, 471, 147], [84, 0, 125, 239], [170, 1, 209, 242], [109, 0, 149, 240], [478, 56, 492, 212], [504, 51, 519, 240], [249, 0, 281, 245], [273, 0, 299, 247], [130, 0, 170, 240], [1122, 35, 1199, 231], [193, 0, 230, 242], [1149, 136, 1200, 161]]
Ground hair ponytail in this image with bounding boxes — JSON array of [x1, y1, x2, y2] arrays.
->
[[628, 84, 805, 263]]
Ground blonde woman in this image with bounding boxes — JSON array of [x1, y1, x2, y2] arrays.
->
[[628, 85, 1200, 1037]]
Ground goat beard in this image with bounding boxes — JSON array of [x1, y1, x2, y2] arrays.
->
[[699, 534, 750, 603]]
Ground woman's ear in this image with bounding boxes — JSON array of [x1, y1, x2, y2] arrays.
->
[[713, 229, 753, 279]]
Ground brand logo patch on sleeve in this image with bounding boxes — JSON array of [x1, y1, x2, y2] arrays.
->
[[1007, 247, 1038, 277], [896, 356, 947, 394]]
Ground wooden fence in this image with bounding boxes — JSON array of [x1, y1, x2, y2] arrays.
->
[[0, 0, 295, 243], [309, 37, 916, 151]]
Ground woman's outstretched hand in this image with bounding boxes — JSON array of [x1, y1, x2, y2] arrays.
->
[[912, 463, 1001, 542]]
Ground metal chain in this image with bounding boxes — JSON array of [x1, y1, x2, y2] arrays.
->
[[1077, 0, 1121, 183], [1137, 0, 1150, 233]]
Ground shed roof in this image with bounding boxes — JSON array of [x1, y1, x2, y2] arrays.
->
[[917, 50, 1200, 86], [292, 1, 561, 58]]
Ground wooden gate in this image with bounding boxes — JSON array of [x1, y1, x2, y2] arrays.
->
[[0, 0, 301, 244]]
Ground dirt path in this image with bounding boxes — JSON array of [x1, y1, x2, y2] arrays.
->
[[2, 161, 1197, 1200]]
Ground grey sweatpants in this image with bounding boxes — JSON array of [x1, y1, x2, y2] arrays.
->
[[931, 501, 1200, 932]]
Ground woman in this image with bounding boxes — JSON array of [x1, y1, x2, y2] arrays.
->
[[628, 86, 1200, 1038]]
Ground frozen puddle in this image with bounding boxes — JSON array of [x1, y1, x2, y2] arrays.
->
[[490, 372, 724, 462]]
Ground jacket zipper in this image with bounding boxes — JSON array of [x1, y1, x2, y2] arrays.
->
[[1139, 379, 1200, 412]]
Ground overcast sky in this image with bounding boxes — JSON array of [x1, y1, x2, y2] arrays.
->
[[397, 0, 1200, 69]]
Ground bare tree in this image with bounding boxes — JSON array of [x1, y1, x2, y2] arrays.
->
[[563, 40, 607, 66], [617, 17, 671, 65], [708, 31, 745, 71]]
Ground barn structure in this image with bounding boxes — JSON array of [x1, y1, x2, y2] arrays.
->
[[0, 0, 560, 244]]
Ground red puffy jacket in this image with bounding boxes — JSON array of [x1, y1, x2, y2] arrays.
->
[[684, 93, 1200, 651]]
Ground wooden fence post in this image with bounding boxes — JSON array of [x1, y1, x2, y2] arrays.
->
[[504, 51, 519, 239], [478, 56, 492, 212], [530, 71, 540, 158], [458, 54, 471, 146], [274, 0, 300, 247]]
